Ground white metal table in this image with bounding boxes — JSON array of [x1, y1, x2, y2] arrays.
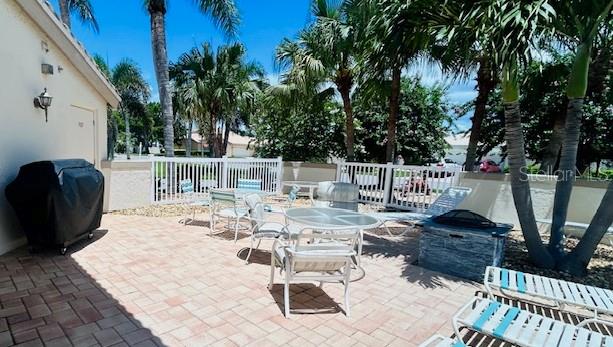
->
[[282, 181, 320, 203], [284, 207, 380, 280]]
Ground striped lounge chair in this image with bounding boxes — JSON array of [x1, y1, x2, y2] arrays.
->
[[484, 266, 613, 328], [450, 297, 613, 346]]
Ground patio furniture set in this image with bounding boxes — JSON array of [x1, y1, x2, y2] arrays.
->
[[421, 266, 613, 347], [177, 178, 480, 317]]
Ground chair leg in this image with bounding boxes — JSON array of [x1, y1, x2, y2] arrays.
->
[[255, 239, 262, 250], [268, 254, 275, 290], [284, 272, 290, 318], [245, 237, 255, 264], [357, 230, 363, 266], [234, 218, 239, 243], [344, 261, 352, 318]]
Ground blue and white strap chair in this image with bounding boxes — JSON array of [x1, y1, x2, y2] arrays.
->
[[237, 179, 262, 191], [266, 185, 300, 214], [484, 266, 613, 328], [367, 186, 472, 236], [451, 296, 613, 347], [209, 189, 249, 242], [179, 179, 210, 225]]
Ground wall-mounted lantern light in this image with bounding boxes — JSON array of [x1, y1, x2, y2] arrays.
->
[[33, 88, 53, 122]]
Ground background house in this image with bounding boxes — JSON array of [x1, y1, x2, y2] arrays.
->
[[444, 132, 505, 166], [180, 131, 255, 158], [0, 0, 120, 254]]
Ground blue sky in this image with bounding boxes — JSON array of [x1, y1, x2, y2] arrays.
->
[[49, 0, 475, 129]]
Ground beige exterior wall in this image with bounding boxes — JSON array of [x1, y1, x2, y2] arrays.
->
[[456, 173, 609, 227], [0, 1, 116, 254], [101, 161, 152, 211]]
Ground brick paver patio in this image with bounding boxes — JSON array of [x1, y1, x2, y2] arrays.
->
[[0, 214, 481, 347]]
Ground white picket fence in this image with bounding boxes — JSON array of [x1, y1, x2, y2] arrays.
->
[[151, 156, 283, 204], [336, 161, 461, 212]]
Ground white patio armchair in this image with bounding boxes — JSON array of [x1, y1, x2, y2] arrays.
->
[[243, 193, 301, 264], [269, 227, 359, 317], [179, 179, 210, 225], [209, 189, 249, 242]]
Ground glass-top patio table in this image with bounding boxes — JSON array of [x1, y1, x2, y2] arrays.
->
[[284, 207, 380, 280]]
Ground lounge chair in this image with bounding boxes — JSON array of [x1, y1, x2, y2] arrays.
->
[[179, 179, 209, 225], [269, 227, 358, 317], [536, 219, 613, 246], [209, 189, 249, 242], [243, 193, 300, 263], [368, 186, 472, 236], [484, 266, 613, 328], [237, 178, 262, 191], [418, 334, 462, 347], [451, 297, 613, 347]]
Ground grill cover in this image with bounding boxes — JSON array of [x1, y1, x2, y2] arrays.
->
[[5, 159, 104, 248]]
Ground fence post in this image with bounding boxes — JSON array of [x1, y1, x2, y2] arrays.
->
[[382, 162, 394, 207], [221, 156, 229, 189], [150, 159, 155, 204], [336, 160, 344, 181], [276, 156, 283, 194]]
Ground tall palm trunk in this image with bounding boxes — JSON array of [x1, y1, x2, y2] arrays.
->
[[149, 9, 175, 157], [465, 58, 496, 171], [549, 42, 592, 259], [340, 88, 355, 161], [58, 0, 71, 28], [502, 66, 555, 268], [186, 120, 193, 157], [385, 67, 401, 163], [123, 107, 131, 160], [222, 120, 231, 156], [558, 180, 613, 276], [540, 111, 565, 174]]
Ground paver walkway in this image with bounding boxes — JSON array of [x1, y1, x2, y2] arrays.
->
[[0, 214, 480, 346]]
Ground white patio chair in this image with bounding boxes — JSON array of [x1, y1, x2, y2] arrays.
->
[[484, 266, 613, 328], [368, 186, 472, 236], [243, 193, 301, 264], [237, 178, 262, 191], [179, 179, 210, 226], [265, 185, 300, 214], [269, 227, 358, 317], [452, 296, 613, 347], [209, 189, 249, 242]]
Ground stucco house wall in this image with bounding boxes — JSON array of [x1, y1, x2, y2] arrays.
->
[[0, 0, 120, 254]]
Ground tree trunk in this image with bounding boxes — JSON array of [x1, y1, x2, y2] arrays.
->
[[186, 120, 193, 157], [222, 120, 231, 156], [149, 10, 174, 157], [549, 42, 592, 259], [385, 67, 401, 163], [58, 0, 71, 28], [502, 66, 555, 268], [208, 113, 217, 158], [557, 181, 613, 276], [339, 85, 355, 161], [540, 110, 566, 174], [124, 107, 131, 160], [548, 98, 584, 258], [465, 59, 496, 171]]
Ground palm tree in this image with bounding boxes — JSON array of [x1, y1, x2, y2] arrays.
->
[[548, 0, 613, 265], [170, 43, 262, 158], [111, 59, 150, 159], [144, 0, 239, 157], [358, 0, 435, 163], [450, 0, 613, 275], [274, 0, 360, 160], [57, 0, 99, 32]]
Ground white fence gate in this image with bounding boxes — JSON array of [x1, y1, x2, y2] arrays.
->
[[151, 157, 283, 204], [336, 161, 461, 212]]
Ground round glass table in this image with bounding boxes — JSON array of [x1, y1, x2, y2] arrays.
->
[[284, 207, 380, 281]]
